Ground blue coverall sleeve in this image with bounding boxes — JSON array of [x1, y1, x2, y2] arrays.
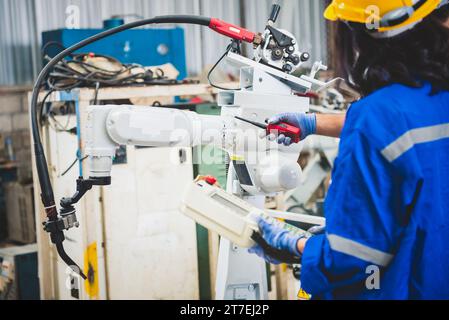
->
[[300, 101, 419, 298]]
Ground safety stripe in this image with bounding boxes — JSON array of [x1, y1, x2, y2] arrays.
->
[[327, 234, 393, 267], [381, 123, 449, 162], [230, 155, 244, 161]]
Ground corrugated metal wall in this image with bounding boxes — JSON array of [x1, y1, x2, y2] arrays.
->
[[0, 0, 327, 86], [0, 0, 40, 85]]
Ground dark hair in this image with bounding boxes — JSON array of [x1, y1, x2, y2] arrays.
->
[[334, 5, 449, 96]]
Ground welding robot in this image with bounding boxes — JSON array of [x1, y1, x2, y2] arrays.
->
[[31, 4, 332, 300]]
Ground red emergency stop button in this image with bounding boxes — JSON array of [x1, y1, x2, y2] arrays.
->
[[205, 176, 218, 186]]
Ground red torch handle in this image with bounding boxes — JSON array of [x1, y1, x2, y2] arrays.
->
[[209, 18, 256, 43], [267, 122, 302, 144]]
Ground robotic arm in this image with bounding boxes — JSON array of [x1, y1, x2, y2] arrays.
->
[[31, 4, 333, 279], [85, 105, 228, 178], [84, 1, 317, 195], [84, 103, 303, 195]]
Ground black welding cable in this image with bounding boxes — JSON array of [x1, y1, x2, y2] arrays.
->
[[30, 15, 212, 278], [56, 242, 87, 280]]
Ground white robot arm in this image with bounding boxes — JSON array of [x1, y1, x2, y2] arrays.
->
[[85, 105, 228, 176], [85, 102, 304, 195]]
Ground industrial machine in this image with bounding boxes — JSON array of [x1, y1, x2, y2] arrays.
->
[[30, 4, 334, 299]]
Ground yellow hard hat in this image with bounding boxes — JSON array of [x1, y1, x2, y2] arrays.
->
[[324, 0, 443, 32]]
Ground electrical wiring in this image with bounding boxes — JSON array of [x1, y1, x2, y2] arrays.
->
[[49, 112, 72, 133], [43, 42, 198, 95], [46, 53, 176, 91], [39, 90, 75, 133], [39, 88, 55, 125], [207, 41, 243, 91], [41, 41, 73, 59], [60, 155, 88, 177]]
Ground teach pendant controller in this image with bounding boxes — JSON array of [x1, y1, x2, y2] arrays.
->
[[181, 179, 308, 248]]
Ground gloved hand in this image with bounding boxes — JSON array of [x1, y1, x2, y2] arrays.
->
[[248, 244, 283, 265], [266, 112, 317, 146], [248, 216, 303, 264]]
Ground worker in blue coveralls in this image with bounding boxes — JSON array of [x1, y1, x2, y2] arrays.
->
[[249, 0, 449, 299]]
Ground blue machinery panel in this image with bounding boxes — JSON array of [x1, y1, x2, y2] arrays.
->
[[42, 27, 187, 79]]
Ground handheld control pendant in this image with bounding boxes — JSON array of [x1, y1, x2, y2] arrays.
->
[[180, 179, 308, 250]]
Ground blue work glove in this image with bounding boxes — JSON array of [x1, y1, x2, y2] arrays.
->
[[248, 217, 302, 265], [248, 244, 283, 265], [267, 112, 317, 146]]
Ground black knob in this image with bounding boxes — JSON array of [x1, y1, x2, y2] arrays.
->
[[282, 64, 293, 73], [286, 46, 295, 54], [291, 55, 300, 65], [269, 4, 281, 23], [271, 48, 284, 61], [300, 52, 310, 62]]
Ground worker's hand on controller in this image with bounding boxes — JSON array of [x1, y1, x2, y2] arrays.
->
[[248, 216, 303, 264], [263, 112, 316, 146]]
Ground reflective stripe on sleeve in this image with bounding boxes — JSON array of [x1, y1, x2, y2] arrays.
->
[[381, 123, 449, 162], [327, 234, 393, 267]]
